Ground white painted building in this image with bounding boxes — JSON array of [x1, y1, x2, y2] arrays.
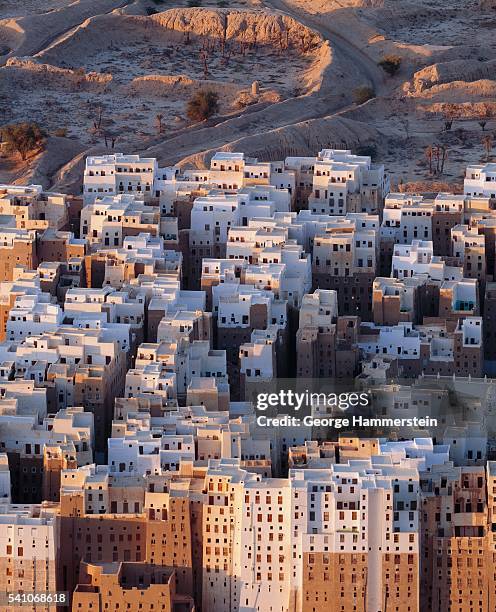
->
[[0, 504, 58, 594], [83, 154, 158, 204], [451, 224, 485, 262], [202, 450, 420, 612], [239, 327, 277, 382], [464, 162, 496, 198], [0, 184, 68, 230], [0, 454, 10, 503], [190, 193, 242, 246], [313, 213, 379, 275], [299, 289, 338, 328], [308, 149, 388, 215], [6, 294, 63, 342], [358, 322, 421, 360], [392, 240, 463, 281], [80, 193, 159, 251]]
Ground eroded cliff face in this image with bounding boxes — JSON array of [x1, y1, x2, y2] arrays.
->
[[4, 57, 112, 91], [151, 8, 322, 49], [408, 59, 496, 94]]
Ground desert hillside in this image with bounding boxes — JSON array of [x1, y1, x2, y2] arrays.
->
[[0, 0, 495, 190]]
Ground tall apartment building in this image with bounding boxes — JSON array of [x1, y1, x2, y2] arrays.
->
[[432, 194, 465, 256], [382, 194, 432, 241], [85, 234, 181, 290], [472, 217, 496, 279], [216, 285, 287, 389], [0, 184, 69, 231], [6, 293, 63, 342], [80, 194, 160, 251], [37, 229, 87, 265], [0, 269, 47, 341], [451, 224, 486, 282], [58, 467, 197, 600], [7, 327, 126, 455], [0, 228, 37, 281], [308, 148, 388, 216], [420, 463, 491, 612], [184, 193, 242, 288], [483, 281, 496, 359], [391, 240, 463, 281], [208, 152, 295, 194], [64, 286, 146, 353], [372, 276, 429, 326], [296, 289, 338, 377], [0, 503, 59, 606], [83, 154, 158, 204], [312, 214, 379, 319], [0, 453, 10, 503], [72, 562, 195, 611], [239, 326, 279, 394], [0, 403, 93, 503], [464, 162, 496, 198], [358, 317, 483, 378], [201, 455, 418, 612]]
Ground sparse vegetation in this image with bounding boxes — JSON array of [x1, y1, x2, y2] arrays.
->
[[442, 105, 459, 132], [53, 127, 68, 138], [378, 55, 402, 76], [1, 6, 315, 154], [155, 113, 164, 135], [88, 104, 106, 143], [356, 144, 377, 160], [1, 122, 45, 161], [424, 143, 448, 176], [483, 134, 493, 160], [353, 86, 375, 105], [424, 145, 434, 175], [186, 90, 219, 122], [478, 105, 493, 131]]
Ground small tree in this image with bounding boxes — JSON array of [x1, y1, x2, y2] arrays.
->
[[1, 122, 45, 161], [432, 144, 448, 175], [483, 133, 493, 160], [155, 113, 164, 135], [186, 90, 219, 122], [353, 86, 375, 105], [356, 144, 377, 160], [478, 103, 493, 131], [443, 104, 458, 131], [378, 55, 402, 76], [53, 127, 68, 138], [200, 49, 210, 79], [424, 145, 434, 175]]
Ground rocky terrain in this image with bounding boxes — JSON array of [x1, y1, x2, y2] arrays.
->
[[0, 0, 495, 189]]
